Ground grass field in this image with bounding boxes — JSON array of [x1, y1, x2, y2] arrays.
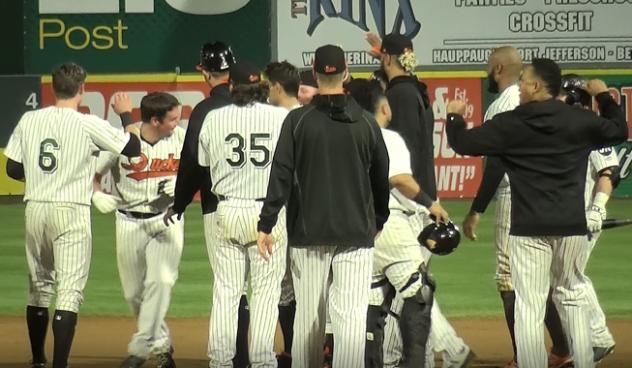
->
[[0, 199, 630, 318]]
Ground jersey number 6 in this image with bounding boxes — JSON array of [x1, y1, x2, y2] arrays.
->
[[225, 133, 271, 168], [38, 138, 60, 173]]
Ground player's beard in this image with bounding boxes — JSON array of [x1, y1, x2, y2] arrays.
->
[[487, 71, 499, 94]]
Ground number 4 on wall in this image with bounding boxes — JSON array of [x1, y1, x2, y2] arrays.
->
[[25, 93, 38, 109]]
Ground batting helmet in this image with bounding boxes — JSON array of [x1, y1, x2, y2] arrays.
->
[[561, 74, 591, 108], [198, 41, 236, 72], [418, 221, 461, 256]]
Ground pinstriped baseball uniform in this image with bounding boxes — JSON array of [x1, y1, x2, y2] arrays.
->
[[96, 123, 185, 359], [279, 104, 301, 308], [483, 84, 520, 292], [583, 148, 619, 349], [198, 102, 288, 367], [4, 106, 131, 313]]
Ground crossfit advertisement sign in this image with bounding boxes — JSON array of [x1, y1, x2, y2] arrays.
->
[[276, 0, 632, 68]]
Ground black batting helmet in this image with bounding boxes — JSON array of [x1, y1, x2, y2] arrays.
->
[[561, 74, 591, 108], [198, 41, 236, 72], [418, 221, 461, 256]]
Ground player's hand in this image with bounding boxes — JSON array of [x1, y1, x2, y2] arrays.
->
[[91, 191, 120, 213], [257, 231, 274, 261], [163, 206, 182, 226], [158, 177, 176, 198], [584, 79, 609, 97], [447, 100, 467, 115], [366, 32, 382, 57], [429, 202, 449, 224], [587, 205, 606, 233], [111, 92, 133, 115], [462, 210, 481, 241]]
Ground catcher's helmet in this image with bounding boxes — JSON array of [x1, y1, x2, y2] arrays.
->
[[198, 41, 236, 72], [561, 74, 591, 108], [418, 221, 461, 256]]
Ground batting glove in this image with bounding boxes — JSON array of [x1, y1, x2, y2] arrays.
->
[[91, 191, 120, 213], [587, 205, 606, 233], [158, 177, 176, 198]]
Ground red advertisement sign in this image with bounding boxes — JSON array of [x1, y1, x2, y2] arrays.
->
[[426, 78, 483, 199], [41, 80, 209, 126]]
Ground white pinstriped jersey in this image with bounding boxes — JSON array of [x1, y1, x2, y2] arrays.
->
[[97, 123, 185, 213], [380, 128, 417, 213], [484, 84, 520, 190], [198, 102, 288, 199], [4, 106, 130, 205], [585, 147, 619, 209]]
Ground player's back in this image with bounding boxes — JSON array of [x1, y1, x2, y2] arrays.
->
[[198, 102, 288, 199], [14, 106, 127, 205]]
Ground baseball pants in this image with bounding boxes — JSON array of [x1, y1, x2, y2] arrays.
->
[[369, 210, 433, 368], [207, 199, 286, 368], [115, 211, 184, 358], [510, 235, 593, 368], [25, 201, 91, 313], [495, 186, 513, 292], [583, 231, 615, 348], [291, 245, 373, 368]]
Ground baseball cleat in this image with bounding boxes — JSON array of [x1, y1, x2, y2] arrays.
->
[[444, 345, 475, 368], [547, 352, 573, 368], [156, 352, 176, 368], [120, 355, 146, 368], [593, 344, 615, 364], [30, 362, 47, 368]]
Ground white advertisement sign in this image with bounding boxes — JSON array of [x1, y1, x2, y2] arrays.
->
[[275, 0, 632, 68]]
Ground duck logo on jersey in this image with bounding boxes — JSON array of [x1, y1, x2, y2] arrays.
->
[[121, 153, 180, 181], [598, 147, 613, 156]]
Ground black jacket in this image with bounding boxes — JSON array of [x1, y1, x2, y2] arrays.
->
[[386, 76, 437, 200], [447, 92, 628, 236], [258, 94, 390, 247], [173, 83, 232, 214]]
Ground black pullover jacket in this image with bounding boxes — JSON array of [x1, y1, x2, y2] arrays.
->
[[173, 83, 232, 215], [447, 92, 628, 236], [258, 94, 390, 247], [386, 75, 438, 200]]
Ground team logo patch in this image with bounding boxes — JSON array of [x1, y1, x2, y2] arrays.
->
[[121, 153, 180, 181], [598, 147, 613, 156]]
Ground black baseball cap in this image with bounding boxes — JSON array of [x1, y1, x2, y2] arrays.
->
[[230, 61, 261, 85], [198, 41, 236, 72], [380, 33, 413, 55], [313, 45, 346, 75], [299, 69, 317, 88]]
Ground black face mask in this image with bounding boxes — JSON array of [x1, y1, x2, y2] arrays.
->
[[487, 71, 499, 94]]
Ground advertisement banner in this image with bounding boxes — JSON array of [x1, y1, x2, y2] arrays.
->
[[24, 0, 270, 74], [427, 77, 483, 198], [275, 0, 632, 69]]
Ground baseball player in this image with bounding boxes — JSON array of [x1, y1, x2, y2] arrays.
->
[[3, 62, 141, 368], [196, 61, 288, 367], [346, 78, 450, 367], [446, 59, 628, 368], [461, 47, 572, 368], [370, 32, 473, 367], [92, 92, 184, 368], [257, 44, 390, 368], [263, 60, 301, 365], [167, 41, 250, 367], [560, 74, 619, 364]]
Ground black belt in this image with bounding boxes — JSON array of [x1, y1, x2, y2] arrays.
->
[[217, 194, 265, 202], [118, 210, 162, 219]]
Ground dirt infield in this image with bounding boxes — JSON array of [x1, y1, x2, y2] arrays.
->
[[0, 316, 629, 367]]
